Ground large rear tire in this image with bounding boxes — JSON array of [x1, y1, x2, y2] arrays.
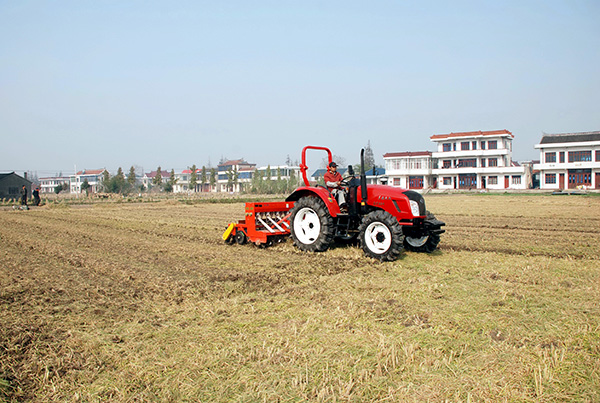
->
[[358, 210, 404, 261], [290, 196, 334, 252]]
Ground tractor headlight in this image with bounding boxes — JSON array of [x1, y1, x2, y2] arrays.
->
[[409, 200, 420, 217]]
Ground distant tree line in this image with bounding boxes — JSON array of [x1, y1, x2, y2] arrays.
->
[[247, 166, 301, 194]]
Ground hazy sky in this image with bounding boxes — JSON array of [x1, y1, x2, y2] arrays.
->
[[1, 0, 599, 176]]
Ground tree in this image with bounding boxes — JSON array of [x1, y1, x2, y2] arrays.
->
[[189, 165, 198, 192], [209, 168, 216, 191], [264, 165, 272, 193], [226, 167, 238, 192], [81, 179, 90, 195], [114, 167, 126, 193], [322, 155, 347, 169], [364, 140, 375, 172], [251, 168, 262, 193], [166, 169, 177, 192], [102, 170, 111, 192], [127, 166, 136, 187], [200, 166, 207, 192], [52, 182, 68, 194], [276, 167, 284, 193], [153, 167, 163, 187]]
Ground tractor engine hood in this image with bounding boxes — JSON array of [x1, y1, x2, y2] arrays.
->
[[359, 185, 427, 218]]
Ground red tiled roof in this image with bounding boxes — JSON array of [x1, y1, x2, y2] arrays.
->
[[145, 170, 172, 178], [76, 169, 105, 175], [384, 151, 432, 158], [181, 169, 202, 174], [430, 129, 513, 140], [219, 159, 247, 166]]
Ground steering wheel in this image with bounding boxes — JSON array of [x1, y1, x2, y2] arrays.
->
[[339, 175, 355, 187]]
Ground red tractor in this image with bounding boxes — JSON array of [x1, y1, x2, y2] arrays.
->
[[224, 146, 445, 261]]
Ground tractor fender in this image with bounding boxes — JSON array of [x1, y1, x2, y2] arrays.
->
[[286, 186, 341, 217]]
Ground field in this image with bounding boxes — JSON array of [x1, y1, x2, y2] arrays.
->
[[1, 194, 599, 402]]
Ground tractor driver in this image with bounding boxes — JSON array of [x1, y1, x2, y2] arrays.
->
[[324, 162, 347, 210]]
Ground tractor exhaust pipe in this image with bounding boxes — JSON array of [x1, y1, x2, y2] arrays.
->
[[360, 148, 367, 205]]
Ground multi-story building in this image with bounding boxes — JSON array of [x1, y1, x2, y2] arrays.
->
[[39, 176, 70, 194], [173, 168, 217, 193], [217, 159, 256, 193], [141, 170, 171, 190], [534, 131, 600, 190], [384, 151, 435, 189], [70, 169, 107, 194], [431, 129, 530, 190]]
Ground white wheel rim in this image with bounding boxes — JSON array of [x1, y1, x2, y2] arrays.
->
[[364, 222, 392, 254], [406, 235, 429, 247], [293, 207, 321, 245]]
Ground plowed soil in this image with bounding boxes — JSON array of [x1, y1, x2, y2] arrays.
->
[[1, 195, 599, 402]]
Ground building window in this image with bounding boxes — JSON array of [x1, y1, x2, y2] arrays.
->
[[488, 176, 497, 185], [488, 140, 497, 149], [559, 152, 565, 163], [443, 160, 451, 168], [443, 143, 452, 152], [545, 174, 556, 184], [393, 178, 401, 186], [481, 141, 486, 150], [596, 150, 600, 161], [472, 141, 477, 150], [488, 158, 498, 167], [458, 159, 477, 168], [443, 177, 452, 185], [545, 152, 556, 163], [512, 176, 521, 185], [481, 159, 486, 168], [461, 142, 470, 150], [568, 151, 592, 162], [453, 143, 457, 151]]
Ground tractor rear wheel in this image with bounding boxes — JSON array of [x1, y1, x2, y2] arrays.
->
[[359, 210, 404, 261], [290, 196, 334, 252]]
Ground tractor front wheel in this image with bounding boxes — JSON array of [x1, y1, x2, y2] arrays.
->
[[290, 196, 334, 252], [359, 210, 404, 261], [403, 233, 441, 253], [403, 211, 442, 253]]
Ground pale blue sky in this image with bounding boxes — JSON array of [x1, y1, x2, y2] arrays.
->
[[1, 0, 599, 176]]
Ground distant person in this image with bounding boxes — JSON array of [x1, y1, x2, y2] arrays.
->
[[324, 162, 347, 210], [33, 186, 40, 206], [20, 185, 28, 207]]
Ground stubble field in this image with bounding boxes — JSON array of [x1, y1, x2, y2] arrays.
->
[[1, 194, 599, 402]]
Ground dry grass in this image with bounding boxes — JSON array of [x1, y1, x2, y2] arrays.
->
[[1, 194, 599, 402]]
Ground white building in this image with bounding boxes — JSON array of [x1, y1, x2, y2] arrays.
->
[[39, 176, 70, 194], [534, 131, 600, 190], [217, 159, 256, 193], [431, 129, 530, 190], [384, 151, 435, 190], [70, 169, 107, 194], [173, 168, 217, 193]]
